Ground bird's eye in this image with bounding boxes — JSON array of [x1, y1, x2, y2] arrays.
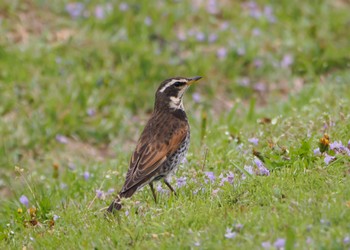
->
[[174, 82, 184, 87]]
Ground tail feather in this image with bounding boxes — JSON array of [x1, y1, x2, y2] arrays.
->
[[106, 187, 138, 213]]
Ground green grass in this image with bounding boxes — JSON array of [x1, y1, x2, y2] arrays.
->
[[1, 0, 350, 249]]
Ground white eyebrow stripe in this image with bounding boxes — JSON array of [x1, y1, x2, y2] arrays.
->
[[159, 79, 187, 93]]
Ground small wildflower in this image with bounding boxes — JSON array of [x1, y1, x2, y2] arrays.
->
[[56, 134, 68, 144], [313, 148, 321, 156], [60, 183, 67, 189], [156, 183, 164, 193], [94, 6, 105, 19], [208, 33, 218, 43], [119, 3, 129, 11], [281, 54, 294, 68], [206, 0, 219, 14], [252, 28, 261, 36], [217, 47, 227, 59], [192, 92, 201, 103], [248, 137, 259, 145], [196, 32, 206, 42], [254, 158, 270, 176], [65, 3, 84, 19], [242, 165, 254, 180], [253, 58, 263, 68], [107, 188, 115, 195], [324, 154, 335, 165], [17, 208, 23, 213], [254, 82, 266, 92], [204, 172, 215, 183], [319, 133, 330, 153], [83, 171, 90, 180], [344, 236, 350, 245], [224, 228, 236, 239], [261, 241, 271, 249], [194, 241, 200, 246], [177, 177, 187, 188], [264, 6, 276, 23], [96, 189, 105, 199], [306, 237, 313, 244], [212, 188, 220, 196], [274, 238, 286, 249], [144, 16, 152, 26], [238, 77, 250, 87], [125, 210, 129, 216], [53, 214, 60, 221], [87, 108, 96, 116], [19, 195, 29, 208], [235, 223, 243, 231]]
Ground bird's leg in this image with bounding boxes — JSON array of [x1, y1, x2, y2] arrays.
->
[[164, 179, 177, 196], [149, 182, 157, 203]]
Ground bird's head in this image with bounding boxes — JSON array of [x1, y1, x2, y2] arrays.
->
[[155, 76, 202, 111]]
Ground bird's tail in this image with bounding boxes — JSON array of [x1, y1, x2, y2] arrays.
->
[[107, 196, 122, 213], [106, 188, 137, 213]]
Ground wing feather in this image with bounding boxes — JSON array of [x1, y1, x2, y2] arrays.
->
[[120, 118, 188, 194]]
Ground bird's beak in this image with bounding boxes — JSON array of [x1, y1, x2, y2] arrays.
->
[[187, 76, 202, 85]]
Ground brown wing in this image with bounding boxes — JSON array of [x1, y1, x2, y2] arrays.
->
[[120, 117, 188, 195]]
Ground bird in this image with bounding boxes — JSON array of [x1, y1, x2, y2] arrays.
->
[[107, 76, 202, 213]]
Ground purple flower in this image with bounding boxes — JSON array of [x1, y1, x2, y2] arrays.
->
[[177, 177, 187, 188], [330, 141, 350, 155], [235, 223, 243, 231], [177, 31, 187, 41], [60, 183, 67, 189], [264, 6, 276, 23], [344, 236, 350, 244], [107, 188, 115, 195], [248, 137, 259, 145], [220, 172, 234, 185], [324, 154, 335, 165], [281, 54, 294, 68], [96, 189, 104, 199], [212, 188, 220, 196], [65, 3, 84, 19], [192, 92, 201, 103], [83, 171, 90, 180], [254, 158, 270, 176], [261, 241, 271, 249], [274, 238, 286, 249], [144, 17, 152, 26], [254, 82, 266, 92], [208, 33, 218, 43], [196, 32, 206, 42], [194, 241, 200, 246], [125, 210, 129, 216], [313, 148, 321, 156], [306, 237, 313, 244], [348, 140, 350, 149], [238, 77, 250, 87], [119, 3, 129, 11], [206, 0, 219, 14], [226, 171, 234, 184], [87, 108, 96, 116], [19, 195, 29, 207], [53, 214, 60, 221], [242, 165, 254, 180], [94, 6, 105, 19], [224, 228, 236, 239], [217, 47, 227, 59], [252, 28, 261, 36], [56, 134, 68, 144], [220, 22, 229, 31], [204, 172, 215, 182], [253, 58, 263, 68], [156, 183, 164, 193]]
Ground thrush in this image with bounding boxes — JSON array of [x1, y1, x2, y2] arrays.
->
[[107, 76, 202, 212]]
